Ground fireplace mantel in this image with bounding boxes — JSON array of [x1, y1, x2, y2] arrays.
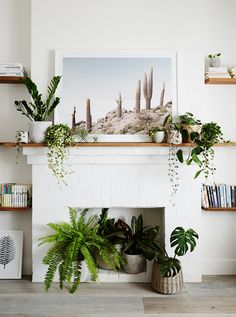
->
[[23, 146, 202, 283]]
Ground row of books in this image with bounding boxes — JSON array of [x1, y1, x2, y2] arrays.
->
[[201, 184, 236, 208], [0, 63, 25, 77], [0, 184, 31, 208], [205, 67, 231, 79]]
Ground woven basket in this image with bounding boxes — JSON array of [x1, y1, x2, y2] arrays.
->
[[151, 261, 183, 295]]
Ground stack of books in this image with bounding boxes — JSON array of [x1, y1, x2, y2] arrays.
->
[[0, 184, 31, 208], [229, 66, 236, 78], [0, 63, 25, 77], [202, 184, 236, 208], [205, 67, 231, 80]]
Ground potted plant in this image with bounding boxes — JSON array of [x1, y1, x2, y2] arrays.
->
[[176, 121, 223, 179], [149, 127, 165, 143], [45, 124, 74, 184], [117, 214, 159, 274], [178, 112, 202, 143], [208, 53, 221, 67], [95, 208, 125, 270], [14, 76, 61, 143], [151, 227, 199, 294], [39, 207, 124, 293], [167, 123, 182, 145]]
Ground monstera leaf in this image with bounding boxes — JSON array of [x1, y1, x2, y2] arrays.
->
[[170, 227, 199, 257], [0, 235, 16, 269]]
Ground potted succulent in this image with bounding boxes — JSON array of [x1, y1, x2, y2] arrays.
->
[[178, 112, 202, 143], [39, 207, 124, 293], [95, 208, 125, 270], [117, 215, 159, 274], [208, 53, 221, 67], [14, 76, 61, 143], [45, 124, 74, 184], [151, 227, 199, 294]]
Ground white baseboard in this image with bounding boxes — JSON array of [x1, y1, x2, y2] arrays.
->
[[202, 259, 236, 275]]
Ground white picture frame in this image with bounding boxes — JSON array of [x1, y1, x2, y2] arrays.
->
[[54, 50, 178, 141], [0, 231, 23, 279]]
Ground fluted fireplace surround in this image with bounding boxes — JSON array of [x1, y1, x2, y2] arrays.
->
[[23, 145, 201, 283]]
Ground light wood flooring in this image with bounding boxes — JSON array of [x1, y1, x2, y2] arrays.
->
[[0, 276, 236, 316]]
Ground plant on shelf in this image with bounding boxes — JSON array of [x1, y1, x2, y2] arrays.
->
[[148, 114, 171, 143], [14, 76, 61, 143], [178, 112, 202, 143], [117, 214, 159, 274], [208, 53, 221, 67], [151, 227, 199, 294], [176, 121, 223, 179], [39, 207, 124, 293], [45, 124, 74, 184]]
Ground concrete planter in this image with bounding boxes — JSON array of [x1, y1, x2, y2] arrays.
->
[[122, 253, 146, 274]]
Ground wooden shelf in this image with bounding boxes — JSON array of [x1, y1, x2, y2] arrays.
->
[[0, 207, 31, 212], [202, 207, 236, 212], [205, 78, 236, 85], [0, 76, 25, 84], [1, 142, 236, 148]]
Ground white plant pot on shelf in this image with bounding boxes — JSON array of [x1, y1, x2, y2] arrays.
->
[[152, 131, 165, 143], [28, 121, 52, 143]]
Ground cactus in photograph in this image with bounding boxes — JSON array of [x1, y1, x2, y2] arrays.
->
[[86, 98, 92, 131], [116, 92, 123, 118], [143, 68, 153, 110], [159, 82, 165, 107], [135, 80, 141, 113]]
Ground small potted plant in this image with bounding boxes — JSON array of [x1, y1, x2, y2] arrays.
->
[[208, 53, 221, 67], [14, 76, 61, 143], [39, 207, 124, 293], [117, 215, 159, 274], [151, 227, 199, 294], [178, 112, 202, 143], [149, 127, 165, 143]]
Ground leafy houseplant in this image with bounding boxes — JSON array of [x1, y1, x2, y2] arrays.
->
[[176, 121, 223, 179], [151, 227, 199, 294], [45, 124, 74, 184], [39, 207, 124, 293], [178, 112, 202, 143], [14, 76, 61, 143], [148, 127, 165, 143], [117, 215, 159, 274], [208, 53, 221, 67]]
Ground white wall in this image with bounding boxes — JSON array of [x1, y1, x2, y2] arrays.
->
[[0, 0, 32, 275], [1, 0, 236, 276]]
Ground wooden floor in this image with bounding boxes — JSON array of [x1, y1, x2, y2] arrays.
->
[[0, 276, 236, 316]]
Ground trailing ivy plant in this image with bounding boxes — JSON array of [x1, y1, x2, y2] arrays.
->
[[176, 121, 223, 179], [39, 207, 124, 293], [45, 124, 74, 184], [14, 76, 61, 121]]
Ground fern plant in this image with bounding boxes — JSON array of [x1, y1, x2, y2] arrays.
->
[[153, 227, 199, 277], [14, 76, 61, 121], [39, 207, 124, 293]]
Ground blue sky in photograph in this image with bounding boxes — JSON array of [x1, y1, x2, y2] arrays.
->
[[60, 57, 173, 125]]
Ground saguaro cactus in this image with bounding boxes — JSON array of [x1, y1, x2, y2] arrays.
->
[[159, 82, 165, 107], [116, 92, 122, 118], [86, 98, 92, 131], [143, 68, 153, 110], [135, 80, 141, 113], [72, 106, 76, 130]]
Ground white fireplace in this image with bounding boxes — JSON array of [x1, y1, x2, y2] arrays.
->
[[23, 146, 201, 283]]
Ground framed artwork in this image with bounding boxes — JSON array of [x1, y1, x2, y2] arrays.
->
[[55, 51, 177, 141], [0, 231, 23, 279]]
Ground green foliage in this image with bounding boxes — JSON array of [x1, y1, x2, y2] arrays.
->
[[14, 76, 61, 121], [117, 214, 160, 260], [178, 112, 201, 126], [153, 227, 199, 278], [45, 124, 74, 184], [39, 207, 124, 293], [208, 53, 221, 58]]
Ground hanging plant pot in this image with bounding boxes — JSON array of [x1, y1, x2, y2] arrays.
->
[[151, 261, 183, 295], [122, 253, 146, 274], [29, 121, 52, 143]]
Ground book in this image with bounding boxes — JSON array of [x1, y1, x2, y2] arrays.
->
[[208, 67, 228, 72]]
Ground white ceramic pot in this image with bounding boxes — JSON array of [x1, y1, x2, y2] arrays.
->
[[122, 253, 146, 274], [28, 121, 52, 143], [153, 131, 165, 143], [209, 57, 221, 67], [167, 130, 182, 145]]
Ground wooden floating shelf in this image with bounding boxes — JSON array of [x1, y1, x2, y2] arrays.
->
[[205, 78, 236, 85], [202, 207, 236, 212], [1, 142, 236, 148], [0, 76, 25, 84], [0, 207, 31, 212]]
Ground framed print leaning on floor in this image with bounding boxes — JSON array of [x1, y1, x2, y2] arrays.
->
[[0, 231, 23, 279]]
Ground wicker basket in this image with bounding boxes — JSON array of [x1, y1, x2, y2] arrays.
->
[[151, 261, 183, 295]]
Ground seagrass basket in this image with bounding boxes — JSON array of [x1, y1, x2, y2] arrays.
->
[[151, 261, 183, 295]]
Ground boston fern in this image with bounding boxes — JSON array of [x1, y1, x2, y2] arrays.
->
[[39, 207, 124, 293], [14, 76, 61, 121], [154, 227, 198, 277]]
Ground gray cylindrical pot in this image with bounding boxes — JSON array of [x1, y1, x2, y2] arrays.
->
[[122, 253, 146, 274]]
